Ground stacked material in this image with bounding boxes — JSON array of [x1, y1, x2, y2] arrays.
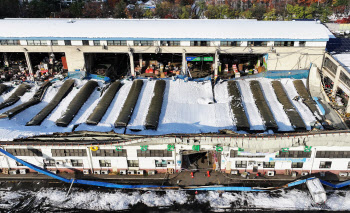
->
[[115, 80, 143, 128], [227, 81, 250, 131], [86, 81, 121, 125], [145, 80, 166, 130], [271, 81, 306, 131], [0, 81, 52, 119], [250, 80, 278, 131], [293, 80, 320, 117], [26, 79, 75, 126], [0, 83, 31, 110], [56, 80, 98, 127]]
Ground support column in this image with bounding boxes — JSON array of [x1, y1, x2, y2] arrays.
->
[[65, 50, 85, 72], [3, 53, 9, 67], [129, 48, 135, 77], [139, 53, 143, 70], [214, 49, 219, 80], [346, 102, 350, 114], [331, 66, 342, 97], [24, 51, 34, 81], [182, 49, 186, 75]]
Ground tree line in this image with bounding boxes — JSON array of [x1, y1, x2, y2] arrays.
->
[[0, 0, 349, 22]]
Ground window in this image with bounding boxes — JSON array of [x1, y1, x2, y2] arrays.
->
[[16, 161, 24, 166], [248, 41, 267, 47], [263, 162, 275, 168], [93, 40, 100, 46], [299, 41, 306, 47], [155, 160, 167, 167], [71, 159, 83, 167], [6, 149, 43, 156], [292, 162, 303, 168], [92, 149, 127, 157], [277, 151, 311, 158], [26, 40, 47, 45], [82, 40, 89, 46], [319, 161, 332, 169], [99, 160, 111, 167], [190, 41, 209, 46], [45, 159, 56, 167], [235, 160, 247, 168], [51, 149, 87, 157], [323, 58, 337, 75], [161, 41, 180, 46], [137, 150, 172, 157], [316, 151, 350, 158], [0, 40, 20, 45], [107, 40, 127, 46], [127, 160, 139, 167], [274, 41, 294, 47], [220, 41, 240, 47], [134, 40, 154, 46], [51, 40, 59, 46], [64, 40, 71, 46]]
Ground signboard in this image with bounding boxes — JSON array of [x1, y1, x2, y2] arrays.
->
[[186, 57, 213, 62], [203, 57, 213, 61], [186, 57, 201, 61], [269, 157, 307, 162]]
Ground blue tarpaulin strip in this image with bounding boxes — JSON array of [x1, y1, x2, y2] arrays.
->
[[313, 97, 326, 115], [320, 179, 350, 188]]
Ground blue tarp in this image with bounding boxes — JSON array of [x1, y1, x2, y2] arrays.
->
[[313, 97, 326, 115], [86, 73, 111, 83], [248, 70, 309, 80]]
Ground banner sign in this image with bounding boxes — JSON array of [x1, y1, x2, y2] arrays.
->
[[186, 57, 213, 62], [269, 157, 307, 162]]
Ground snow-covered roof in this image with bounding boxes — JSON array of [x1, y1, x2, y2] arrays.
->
[[333, 54, 350, 74], [0, 19, 332, 41]]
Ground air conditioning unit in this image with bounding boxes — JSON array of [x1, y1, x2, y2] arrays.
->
[[19, 169, 26, 174], [56, 160, 64, 165], [10, 170, 18, 175], [301, 172, 309, 176], [267, 171, 275, 177], [101, 170, 109, 175], [83, 169, 90, 175], [127, 170, 135, 175], [339, 172, 348, 177], [148, 170, 155, 175], [136, 170, 143, 175], [231, 170, 239, 175], [291, 171, 298, 177], [94, 170, 101, 175], [120, 170, 127, 175], [257, 162, 263, 167]]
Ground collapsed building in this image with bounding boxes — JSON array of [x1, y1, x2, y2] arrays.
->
[[0, 19, 350, 181]]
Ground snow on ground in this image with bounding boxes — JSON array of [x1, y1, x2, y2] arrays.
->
[[0, 77, 318, 140], [259, 78, 294, 131], [280, 78, 316, 130], [1, 188, 350, 211], [236, 79, 265, 130], [126, 79, 156, 132]]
